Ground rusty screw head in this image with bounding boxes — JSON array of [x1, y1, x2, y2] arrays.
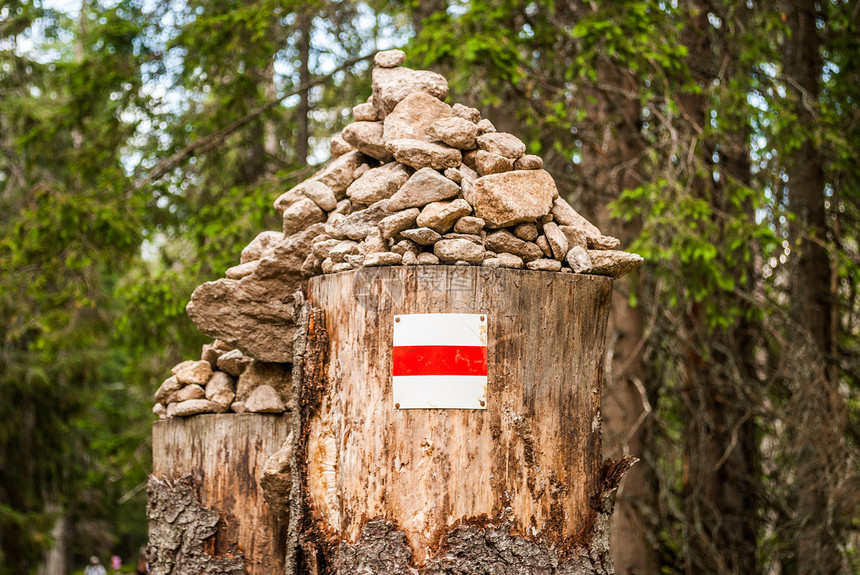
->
[[395, 402, 401, 409], [480, 400, 486, 406], [395, 317, 401, 323], [480, 315, 485, 321]]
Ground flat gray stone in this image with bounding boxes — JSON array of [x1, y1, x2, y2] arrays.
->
[[387, 167, 460, 211], [400, 227, 442, 246], [526, 258, 563, 271], [386, 139, 462, 170], [586, 250, 644, 278], [186, 224, 325, 362], [434, 238, 485, 263], [347, 162, 410, 205], [364, 252, 403, 266]]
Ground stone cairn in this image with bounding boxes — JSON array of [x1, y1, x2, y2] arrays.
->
[[153, 49, 643, 419]]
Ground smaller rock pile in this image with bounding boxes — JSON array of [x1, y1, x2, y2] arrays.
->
[[152, 340, 291, 419]]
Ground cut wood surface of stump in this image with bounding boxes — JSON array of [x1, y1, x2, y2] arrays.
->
[[303, 265, 619, 571]]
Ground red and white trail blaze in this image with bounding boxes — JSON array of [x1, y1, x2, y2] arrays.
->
[[392, 313, 488, 409]]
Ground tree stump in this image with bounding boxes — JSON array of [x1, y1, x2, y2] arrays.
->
[[148, 413, 290, 575], [300, 265, 630, 573]]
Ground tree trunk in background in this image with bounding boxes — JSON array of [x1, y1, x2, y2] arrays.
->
[[584, 65, 660, 575], [35, 509, 67, 575], [296, 11, 312, 166], [783, 1, 843, 572], [676, 6, 760, 572]]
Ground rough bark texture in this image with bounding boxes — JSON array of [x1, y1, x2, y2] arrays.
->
[[150, 414, 290, 575], [300, 265, 622, 572], [146, 475, 246, 575], [783, 1, 843, 572], [329, 457, 635, 574]]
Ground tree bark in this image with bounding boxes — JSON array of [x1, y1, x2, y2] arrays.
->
[[298, 266, 630, 573], [582, 61, 660, 575], [148, 413, 290, 575], [675, 6, 761, 572], [783, 1, 844, 572]]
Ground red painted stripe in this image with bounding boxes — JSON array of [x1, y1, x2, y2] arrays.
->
[[392, 345, 488, 377]]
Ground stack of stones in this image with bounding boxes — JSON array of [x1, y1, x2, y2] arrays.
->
[[157, 49, 642, 417], [152, 341, 291, 419]]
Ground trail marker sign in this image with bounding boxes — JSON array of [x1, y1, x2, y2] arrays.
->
[[392, 313, 488, 409]]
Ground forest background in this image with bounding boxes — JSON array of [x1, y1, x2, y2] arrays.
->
[[1, 0, 859, 573]]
